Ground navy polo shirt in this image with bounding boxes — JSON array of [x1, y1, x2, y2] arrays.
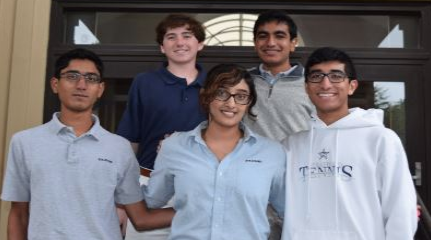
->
[[117, 64, 207, 169]]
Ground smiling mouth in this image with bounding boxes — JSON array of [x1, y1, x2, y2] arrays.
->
[[221, 110, 236, 117], [263, 49, 280, 54], [318, 93, 336, 97]]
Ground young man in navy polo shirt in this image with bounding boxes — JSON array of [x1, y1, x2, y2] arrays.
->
[[116, 14, 207, 240]]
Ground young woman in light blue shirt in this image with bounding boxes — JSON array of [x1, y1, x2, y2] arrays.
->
[[145, 64, 287, 240]]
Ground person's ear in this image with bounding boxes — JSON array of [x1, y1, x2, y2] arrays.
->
[[50, 77, 59, 94], [197, 42, 204, 51], [160, 44, 165, 54], [97, 82, 105, 98], [290, 37, 298, 52], [348, 79, 359, 95]]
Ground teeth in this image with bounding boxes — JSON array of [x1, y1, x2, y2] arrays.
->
[[222, 110, 235, 117], [318, 93, 335, 97], [264, 50, 278, 54]]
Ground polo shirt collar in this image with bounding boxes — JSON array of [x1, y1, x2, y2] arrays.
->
[[258, 62, 304, 79], [159, 62, 205, 87], [49, 112, 103, 140], [191, 121, 257, 145]]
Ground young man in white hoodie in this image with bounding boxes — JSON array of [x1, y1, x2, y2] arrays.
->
[[281, 47, 417, 240]]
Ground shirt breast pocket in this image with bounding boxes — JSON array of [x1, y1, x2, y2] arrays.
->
[[232, 160, 273, 199]]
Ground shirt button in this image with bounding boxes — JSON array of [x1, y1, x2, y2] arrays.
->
[[219, 172, 223, 176], [217, 197, 222, 202]]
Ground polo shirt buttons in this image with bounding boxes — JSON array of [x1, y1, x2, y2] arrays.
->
[[67, 143, 79, 163]]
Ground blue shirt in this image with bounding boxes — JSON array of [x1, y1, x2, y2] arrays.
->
[[1, 113, 142, 240], [116, 64, 206, 169], [145, 121, 286, 240]]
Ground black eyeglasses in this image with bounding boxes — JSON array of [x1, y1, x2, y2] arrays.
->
[[307, 72, 348, 83], [60, 71, 102, 84], [215, 88, 251, 105]]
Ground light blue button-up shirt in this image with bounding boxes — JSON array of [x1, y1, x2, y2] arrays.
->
[[145, 121, 286, 240]]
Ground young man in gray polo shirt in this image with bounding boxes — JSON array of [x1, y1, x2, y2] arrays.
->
[[1, 48, 173, 240], [243, 10, 315, 240]]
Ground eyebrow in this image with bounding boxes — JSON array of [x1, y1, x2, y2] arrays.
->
[[165, 31, 193, 37], [257, 30, 288, 35], [62, 70, 99, 75], [309, 69, 345, 74], [220, 87, 249, 93], [232, 89, 250, 94]]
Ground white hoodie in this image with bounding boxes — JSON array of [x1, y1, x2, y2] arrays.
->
[[281, 108, 417, 240]]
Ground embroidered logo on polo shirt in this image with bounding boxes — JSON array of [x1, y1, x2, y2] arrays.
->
[[245, 159, 262, 163], [98, 158, 113, 163]]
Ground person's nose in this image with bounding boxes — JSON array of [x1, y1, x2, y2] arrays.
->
[[75, 77, 88, 90], [320, 75, 333, 89], [225, 95, 236, 107], [176, 36, 185, 46], [266, 35, 276, 46]]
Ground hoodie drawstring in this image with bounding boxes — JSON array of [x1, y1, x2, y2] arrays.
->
[[335, 129, 340, 232], [305, 126, 314, 221]]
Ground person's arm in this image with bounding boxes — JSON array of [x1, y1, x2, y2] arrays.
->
[[269, 145, 287, 219], [130, 142, 139, 155], [379, 130, 417, 240], [8, 201, 29, 240], [124, 201, 174, 231], [116, 204, 128, 237]]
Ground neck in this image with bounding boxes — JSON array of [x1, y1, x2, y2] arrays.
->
[[263, 62, 292, 76], [167, 62, 199, 85], [317, 109, 349, 126], [58, 109, 94, 137], [204, 122, 243, 142]]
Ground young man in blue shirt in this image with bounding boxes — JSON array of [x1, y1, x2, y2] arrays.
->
[[116, 14, 207, 239], [1, 48, 173, 240]]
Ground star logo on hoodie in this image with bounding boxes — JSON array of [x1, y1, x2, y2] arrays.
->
[[318, 149, 330, 160]]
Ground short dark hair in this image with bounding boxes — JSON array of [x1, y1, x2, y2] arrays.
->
[[54, 48, 104, 80], [156, 14, 206, 45], [253, 10, 298, 41], [200, 64, 257, 118], [305, 47, 357, 81]]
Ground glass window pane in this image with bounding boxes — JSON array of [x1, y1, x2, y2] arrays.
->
[[294, 15, 419, 48], [350, 81, 406, 144], [65, 12, 419, 48], [96, 78, 132, 132]]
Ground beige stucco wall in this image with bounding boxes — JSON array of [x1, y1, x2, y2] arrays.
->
[[0, 0, 51, 237]]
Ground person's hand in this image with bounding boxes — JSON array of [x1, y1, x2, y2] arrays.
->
[[116, 205, 128, 237], [417, 205, 422, 221]]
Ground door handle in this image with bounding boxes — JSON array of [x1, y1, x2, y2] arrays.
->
[[412, 162, 422, 186]]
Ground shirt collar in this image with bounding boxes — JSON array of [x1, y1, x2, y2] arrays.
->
[[49, 112, 103, 140], [160, 62, 205, 87], [190, 121, 257, 145], [259, 63, 298, 81]]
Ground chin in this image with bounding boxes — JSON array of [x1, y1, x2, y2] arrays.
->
[[67, 105, 93, 113]]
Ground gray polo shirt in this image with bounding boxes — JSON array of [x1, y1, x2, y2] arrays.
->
[[1, 113, 143, 240]]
